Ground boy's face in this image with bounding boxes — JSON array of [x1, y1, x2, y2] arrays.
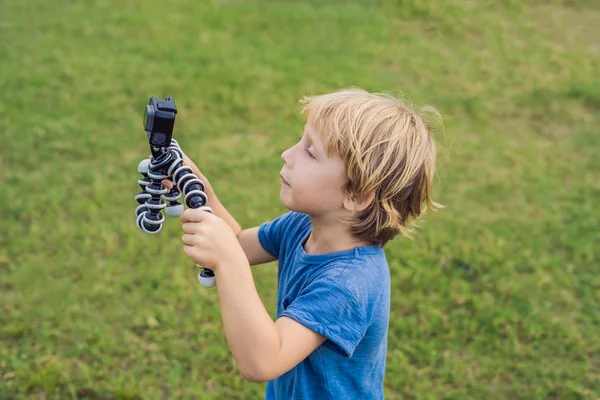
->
[[280, 124, 347, 217]]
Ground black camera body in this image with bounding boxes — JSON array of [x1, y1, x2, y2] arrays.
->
[[144, 96, 177, 157]]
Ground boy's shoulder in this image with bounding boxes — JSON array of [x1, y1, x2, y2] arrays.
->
[[318, 251, 389, 295]]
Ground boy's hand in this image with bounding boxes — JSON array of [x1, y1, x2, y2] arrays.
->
[[180, 208, 245, 272]]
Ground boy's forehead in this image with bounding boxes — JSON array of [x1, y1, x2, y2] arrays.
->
[[304, 123, 324, 143]]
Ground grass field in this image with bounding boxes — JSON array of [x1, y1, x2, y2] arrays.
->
[[1, 0, 599, 399]]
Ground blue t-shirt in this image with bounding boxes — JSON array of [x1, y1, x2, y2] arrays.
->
[[258, 211, 391, 400]]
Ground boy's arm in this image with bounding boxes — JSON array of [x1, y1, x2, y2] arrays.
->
[[215, 257, 326, 382], [180, 210, 325, 382]]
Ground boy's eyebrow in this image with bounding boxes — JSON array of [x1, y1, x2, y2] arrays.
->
[[304, 124, 324, 155]]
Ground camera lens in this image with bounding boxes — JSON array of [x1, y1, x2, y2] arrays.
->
[[144, 105, 154, 131]]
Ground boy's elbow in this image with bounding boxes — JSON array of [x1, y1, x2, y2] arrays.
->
[[240, 367, 268, 383], [239, 360, 280, 383], [241, 370, 268, 383]]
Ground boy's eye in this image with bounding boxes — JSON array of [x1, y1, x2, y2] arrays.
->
[[305, 149, 316, 159]]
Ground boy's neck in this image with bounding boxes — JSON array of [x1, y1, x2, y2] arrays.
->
[[304, 216, 372, 255]]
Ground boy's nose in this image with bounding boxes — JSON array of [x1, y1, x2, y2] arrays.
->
[[281, 148, 291, 166]]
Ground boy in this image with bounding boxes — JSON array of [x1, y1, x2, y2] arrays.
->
[[176, 88, 440, 399]]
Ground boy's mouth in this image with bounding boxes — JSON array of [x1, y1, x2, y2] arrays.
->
[[280, 174, 290, 186]]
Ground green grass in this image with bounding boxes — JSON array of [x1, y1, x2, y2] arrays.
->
[[1, 0, 599, 398]]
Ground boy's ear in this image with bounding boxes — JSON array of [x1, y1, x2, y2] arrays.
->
[[343, 191, 375, 213]]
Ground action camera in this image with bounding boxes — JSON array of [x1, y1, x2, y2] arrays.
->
[[144, 96, 177, 156]]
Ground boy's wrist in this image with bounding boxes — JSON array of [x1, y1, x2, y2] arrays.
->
[[215, 248, 250, 275]]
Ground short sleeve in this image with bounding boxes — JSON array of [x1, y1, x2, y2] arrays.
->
[[280, 269, 369, 358], [258, 212, 296, 259]]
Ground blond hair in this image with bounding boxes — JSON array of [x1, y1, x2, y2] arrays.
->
[[300, 88, 442, 246]]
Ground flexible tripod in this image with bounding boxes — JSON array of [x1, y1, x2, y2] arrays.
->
[[135, 97, 216, 288]]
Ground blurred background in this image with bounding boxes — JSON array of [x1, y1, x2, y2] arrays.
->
[[1, 0, 598, 399]]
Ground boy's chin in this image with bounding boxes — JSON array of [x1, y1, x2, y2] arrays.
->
[[279, 194, 303, 213], [279, 192, 294, 210]]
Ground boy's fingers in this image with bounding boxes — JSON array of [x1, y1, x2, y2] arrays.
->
[[181, 223, 198, 234], [181, 209, 205, 223], [183, 245, 201, 262], [180, 208, 214, 223], [161, 179, 174, 190], [181, 234, 194, 246]]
